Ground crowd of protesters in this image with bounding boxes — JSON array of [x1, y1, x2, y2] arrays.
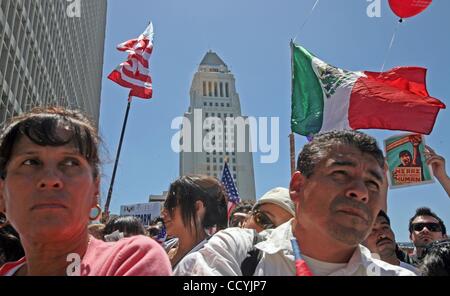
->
[[0, 107, 449, 276]]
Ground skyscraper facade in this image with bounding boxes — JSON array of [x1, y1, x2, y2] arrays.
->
[[0, 0, 107, 126]]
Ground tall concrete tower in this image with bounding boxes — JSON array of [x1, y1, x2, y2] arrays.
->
[[179, 50, 256, 201]]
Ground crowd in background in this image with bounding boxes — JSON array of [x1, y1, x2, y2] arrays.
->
[[0, 107, 449, 276]]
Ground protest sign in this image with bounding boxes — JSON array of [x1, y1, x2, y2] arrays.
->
[[384, 133, 434, 188]]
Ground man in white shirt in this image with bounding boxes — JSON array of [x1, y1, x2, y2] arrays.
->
[[175, 130, 415, 276], [363, 210, 420, 274]]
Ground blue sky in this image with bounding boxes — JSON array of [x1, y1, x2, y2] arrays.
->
[[99, 0, 450, 242]]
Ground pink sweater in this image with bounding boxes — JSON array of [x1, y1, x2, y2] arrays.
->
[[0, 235, 172, 276]]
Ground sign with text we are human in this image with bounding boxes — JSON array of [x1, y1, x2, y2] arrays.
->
[[384, 133, 434, 189]]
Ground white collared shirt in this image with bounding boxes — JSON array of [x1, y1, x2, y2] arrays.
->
[[174, 219, 416, 276]]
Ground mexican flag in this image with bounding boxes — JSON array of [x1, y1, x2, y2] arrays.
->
[[291, 43, 446, 136]]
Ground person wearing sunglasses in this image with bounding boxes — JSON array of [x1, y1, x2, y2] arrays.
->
[[174, 130, 415, 276], [408, 207, 447, 267], [161, 175, 228, 269], [241, 187, 295, 233]]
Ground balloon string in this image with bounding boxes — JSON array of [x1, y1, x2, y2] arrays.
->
[[380, 20, 402, 73], [293, 0, 320, 42]]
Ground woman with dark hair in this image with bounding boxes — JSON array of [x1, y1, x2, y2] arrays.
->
[[0, 107, 171, 276], [103, 216, 147, 241], [161, 175, 227, 269]]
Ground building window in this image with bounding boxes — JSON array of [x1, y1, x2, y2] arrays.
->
[[203, 81, 207, 96], [213, 151, 216, 155], [209, 102, 213, 106], [225, 83, 229, 97], [214, 165, 217, 171], [207, 165, 210, 170], [233, 166, 236, 171], [220, 158, 223, 163], [220, 82, 224, 97], [207, 157, 210, 163], [215, 102, 218, 107], [214, 82, 218, 97], [232, 158, 236, 163], [233, 174, 237, 179], [208, 81, 212, 96], [213, 158, 217, 163], [203, 102, 207, 106], [220, 166, 223, 170], [212, 113, 215, 116], [227, 103, 230, 107], [221, 103, 224, 107], [205, 112, 209, 117], [232, 152, 235, 156], [218, 113, 221, 118]]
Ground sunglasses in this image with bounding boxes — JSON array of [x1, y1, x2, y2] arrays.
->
[[412, 222, 442, 232], [252, 210, 275, 230]]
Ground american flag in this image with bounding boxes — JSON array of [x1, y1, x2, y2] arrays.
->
[[221, 162, 240, 218], [155, 224, 167, 243], [108, 22, 154, 99]]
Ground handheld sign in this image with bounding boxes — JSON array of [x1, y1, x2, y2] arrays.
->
[[384, 133, 434, 189]]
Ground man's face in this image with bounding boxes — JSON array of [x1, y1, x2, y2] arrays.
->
[[363, 215, 396, 258], [410, 215, 445, 248], [242, 203, 293, 233], [400, 154, 411, 166], [291, 144, 386, 246]]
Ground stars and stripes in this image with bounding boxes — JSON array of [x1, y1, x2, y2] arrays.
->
[[155, 223, 167, 243], [108, 22, 154, 99], [220, 162, 240, 218]]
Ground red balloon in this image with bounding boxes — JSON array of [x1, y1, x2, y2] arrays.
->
[[388, 0, 432, 19]]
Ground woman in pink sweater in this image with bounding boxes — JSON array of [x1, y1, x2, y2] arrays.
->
[[0, 107, 171, 276]]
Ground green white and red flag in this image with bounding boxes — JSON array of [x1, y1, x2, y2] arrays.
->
[[291, 43, 445, 136]]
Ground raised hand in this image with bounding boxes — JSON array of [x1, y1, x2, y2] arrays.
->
[[425, 145, 447, 180], [425, 145, 450, 198]]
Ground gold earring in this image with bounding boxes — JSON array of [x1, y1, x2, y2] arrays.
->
[[89, 204, 102, 221]]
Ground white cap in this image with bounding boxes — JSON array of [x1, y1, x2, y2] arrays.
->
[[254, 187, 295, 217]]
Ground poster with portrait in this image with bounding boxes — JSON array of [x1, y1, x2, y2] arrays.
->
[[384, 133, 434, 189]]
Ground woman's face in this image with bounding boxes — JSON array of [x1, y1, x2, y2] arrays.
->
[[0, 136, 99, 243], [161, 193, 201, 239], [161, 206, 186, 238]]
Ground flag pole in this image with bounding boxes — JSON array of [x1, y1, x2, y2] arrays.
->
[[290, 133, 296, 176], [104, 95, 133, 220], [289, 40, 296, 177]]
